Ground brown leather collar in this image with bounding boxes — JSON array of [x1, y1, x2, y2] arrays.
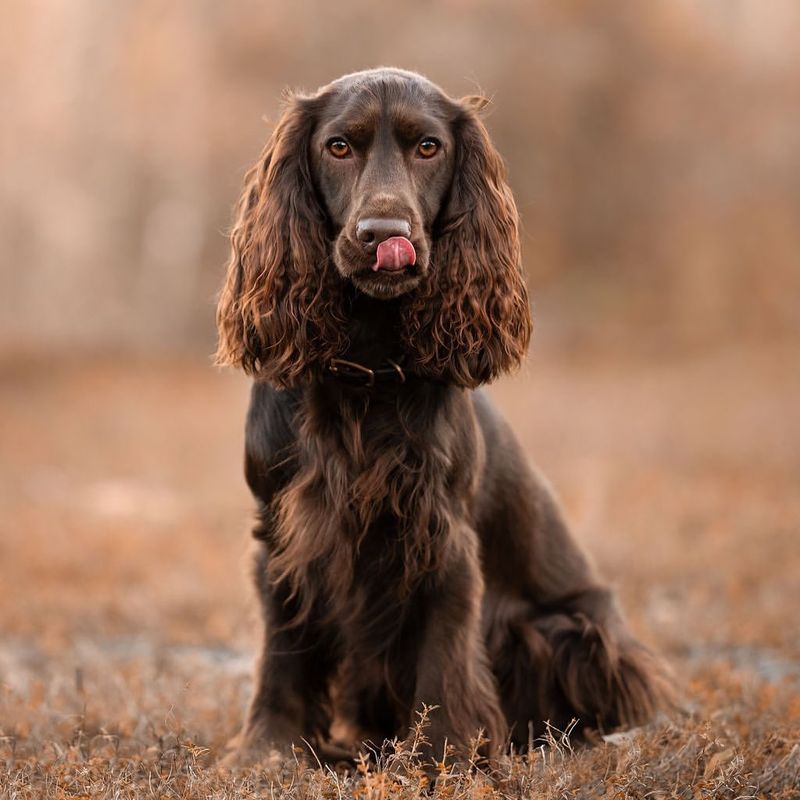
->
[[326, 357, 407, 388]]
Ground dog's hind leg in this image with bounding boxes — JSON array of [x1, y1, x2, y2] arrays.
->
[[474, 394, 673, 747], [485, 589, 672, 749]]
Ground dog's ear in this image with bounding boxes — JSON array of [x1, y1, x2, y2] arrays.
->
[[215, 92, 347, 387], [403, 96, 531, 388]]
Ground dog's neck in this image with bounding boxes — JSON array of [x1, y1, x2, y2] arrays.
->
[[342, 293, 404, 366]]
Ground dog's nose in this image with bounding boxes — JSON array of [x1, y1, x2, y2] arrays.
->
[[356, 217, 411, 249]]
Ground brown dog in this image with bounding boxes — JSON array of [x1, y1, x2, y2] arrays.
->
[[216, 68, 669, 765]]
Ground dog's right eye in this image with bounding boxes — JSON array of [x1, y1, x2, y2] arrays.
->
[[327, 138, 352, 159]]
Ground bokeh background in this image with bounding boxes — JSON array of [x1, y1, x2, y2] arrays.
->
[[3, 0, 800, 355], [1, 1, 799, 795]]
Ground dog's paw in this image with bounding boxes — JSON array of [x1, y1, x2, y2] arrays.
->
[[217, 733, 285, 770]]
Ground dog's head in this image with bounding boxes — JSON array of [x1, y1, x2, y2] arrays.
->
[[315, 69, 455, 301], [216, 68, 531, 388]]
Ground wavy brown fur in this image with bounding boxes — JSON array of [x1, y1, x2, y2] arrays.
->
[[403, 96, 531, 387], [270, 384, 463, 620], [216, 68, 672, 769], [215, 93, 349, 387]]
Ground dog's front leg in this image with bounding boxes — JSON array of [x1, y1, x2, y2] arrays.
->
[[410, 529, 507, 767], [233, 548, 339, 763]]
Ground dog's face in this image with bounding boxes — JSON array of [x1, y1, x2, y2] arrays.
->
[[216, 68, 531, 388], [311, 71, 457, 299]]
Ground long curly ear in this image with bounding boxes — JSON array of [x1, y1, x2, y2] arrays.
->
[[215, 93, 347, 387], [403, 97, 531, 388]]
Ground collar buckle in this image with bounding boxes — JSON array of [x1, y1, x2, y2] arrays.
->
[[328, 358, 376, 387], [327, 357, 407, 387]]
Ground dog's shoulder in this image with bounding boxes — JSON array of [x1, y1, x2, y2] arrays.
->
[[244, 383, 303, 499]]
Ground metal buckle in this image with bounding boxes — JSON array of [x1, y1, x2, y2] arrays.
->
[[386, 358, 406, 383], [328, 358, 375, 387]]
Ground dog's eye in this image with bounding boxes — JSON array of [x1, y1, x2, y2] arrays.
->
[[417, 138, 440, 158], [327, 138, 351, 159]]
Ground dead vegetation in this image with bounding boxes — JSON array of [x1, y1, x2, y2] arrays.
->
[[1, 667, 798, 798]]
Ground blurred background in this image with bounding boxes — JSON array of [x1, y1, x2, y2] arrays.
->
[[1, 0, 799, 779], [3, 0, 800, 355]]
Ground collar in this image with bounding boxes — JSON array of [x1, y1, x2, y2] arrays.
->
[[326, 356, 407, 388]]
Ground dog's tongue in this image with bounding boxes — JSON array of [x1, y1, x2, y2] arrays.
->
[[373, 236, 416, 272]]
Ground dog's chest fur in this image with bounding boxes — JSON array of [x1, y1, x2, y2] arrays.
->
[[266, 380, 480, 634]]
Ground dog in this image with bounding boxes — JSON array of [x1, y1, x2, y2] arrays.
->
[[216, 67, 670, 765]]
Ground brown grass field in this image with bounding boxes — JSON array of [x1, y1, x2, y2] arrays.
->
[[0, 342, 798, 798]]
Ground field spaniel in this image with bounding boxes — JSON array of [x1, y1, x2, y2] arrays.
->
[[216, 67, 670, 766]]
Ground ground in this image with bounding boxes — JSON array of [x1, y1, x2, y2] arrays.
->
[[1, 343, 798, 798]]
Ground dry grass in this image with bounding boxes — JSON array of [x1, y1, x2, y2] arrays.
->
[[1, 343, 798, 798]]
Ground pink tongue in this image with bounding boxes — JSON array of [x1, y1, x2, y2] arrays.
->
[[373, 236, 416, 272]]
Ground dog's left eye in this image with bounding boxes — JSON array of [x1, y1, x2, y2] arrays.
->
[[327, 138, 352, 159], [417, 138, 440, 158]]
